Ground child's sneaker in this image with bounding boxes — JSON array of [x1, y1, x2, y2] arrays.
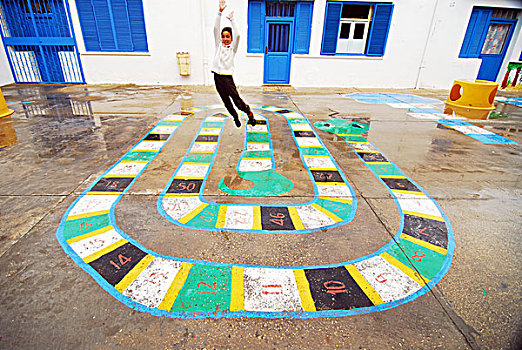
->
[[247, 112, 256, 126], [233, 117, 241, 128]]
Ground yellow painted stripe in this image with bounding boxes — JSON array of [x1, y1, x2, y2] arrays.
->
[[120, 160, 148, 163], [252, 206, 262, 230], [66, 210, 110, 222], [337, 134, 366, 137], [309, 168, 338, 172], [293, 270, 316, 311], [400, 234, 447, 256], [381, 252, 428, 286], [163, 193, 199, 198], [300, 155, 327, 158], [311, 203, 342, 222], [379, 175, 407, 179], [140, 140, 164, 143], [391, 189, 424, 196], [287, 207, 305, 230], [173, 176, 205, 180], [299, 145, 322, 148], [87, 191, 122, 195], [190, 150, 216, 153], [355, 150, 380, 153], [182, 162, 211, 165], [114, 255, 155, 292], [402, 210, 444, 222], [158, 262, 194, 311], [131, 149, 157, 153], [346, 141, 370, 144], [83, 239, 127, 264], [367, 161, 391, 165], [66, 225, 114, 244], [246, 142, 269, 145], [318, 195, 353, 204], [315, 182, 347, 186], [215, 205, 227, 229], [103, 174, 135, 178], [345, 265, 384, 305], [230, 266, 245, 311], [178, 203, 208, 224], [242, 157, 271, 161]]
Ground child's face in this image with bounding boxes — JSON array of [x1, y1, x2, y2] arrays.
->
[[221, 31, 232, 46]]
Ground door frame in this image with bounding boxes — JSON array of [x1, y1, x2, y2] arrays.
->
[[477, 17, 517, 82], [263, 17, 294, 84]]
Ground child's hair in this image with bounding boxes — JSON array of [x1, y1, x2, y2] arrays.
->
[[221, 27, 233, 38]]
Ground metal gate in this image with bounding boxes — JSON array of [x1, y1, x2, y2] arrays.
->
[[0, 0, 84, 83]]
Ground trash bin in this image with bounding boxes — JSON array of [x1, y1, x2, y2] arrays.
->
[[176, 52, 191, 76], [0, 88, 14, 119], [445, 79, 498, 120]]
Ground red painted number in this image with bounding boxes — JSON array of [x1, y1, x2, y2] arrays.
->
[[178, 182, 196, 191], [109, 254, 132, 270], [200, 210, 217, 223], [375, 272, 391, 283], [411, 251, 425, 262], [269, 211, 285, 226], [418, 227, 429, 237], [324, 280, 348, 295], [262, 284, 283, 295], [197, 281, 217, 295], [80, 221, 93, 230], [105, 180, 119, 189]]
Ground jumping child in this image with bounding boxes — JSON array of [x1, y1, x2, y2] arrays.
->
[[212, 0, 256, 128]]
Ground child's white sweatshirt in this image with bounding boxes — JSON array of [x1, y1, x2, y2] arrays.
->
[[211, 12, 240, 76]]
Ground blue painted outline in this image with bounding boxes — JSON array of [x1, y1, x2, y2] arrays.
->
[[157, 108, 358, 234], [56, 105, 454, 319]]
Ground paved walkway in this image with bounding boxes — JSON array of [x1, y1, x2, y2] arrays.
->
[[0, 84, 520, 349]]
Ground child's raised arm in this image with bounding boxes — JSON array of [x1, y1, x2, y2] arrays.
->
[[214, 0, 226, 46], [227, 11, 240, 52]]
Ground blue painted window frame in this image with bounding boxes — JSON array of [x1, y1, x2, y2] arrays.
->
[[247, 0, 313, 54], [459, 7, 492, 58], [320, 1, 394, 57], [75, 0, 148, 52]]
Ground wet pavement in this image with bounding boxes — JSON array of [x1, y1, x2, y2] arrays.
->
[[0, 83, 521, 349]]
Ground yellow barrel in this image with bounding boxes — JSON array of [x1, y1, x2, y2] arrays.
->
[[446, 79, 498, 111], [0, 88, 14, 119]]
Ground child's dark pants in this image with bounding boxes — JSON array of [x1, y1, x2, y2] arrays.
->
[[213, 72, 252, 121]]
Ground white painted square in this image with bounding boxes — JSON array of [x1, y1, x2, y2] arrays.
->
[[68, 194, 118, 217], [407, 113, 439, 120], [107, 162, 147, 176], [151, 126, 177, 134], [238, 159, 272, 172], [175, 163, 210, 178], [224, 206, 254, 230], [296, 137, 321, 148], [123, 258, 183, 308], [246, 125, 268, 132], [191, 142, 217, 153], [162, 196, 203, 220], [290, 123, 313, 132], [69, 229, 123, 259], [199, 128, 221, 135], [393, 192, 442, 218], [247, 143, 270, 151], [317, 184, 352, 198], [353, 256, 422, 302], [304, 156, 336, 169], [387, 103, 414, 109], [133, 141, 165, 151], [164, 114, 184, 121], [243, 267, 303, 312], [350, 142, 376, 152], [450, 125, 495, 135], [283, 112, 303, 119], [295, 205, 336, 229], [206, 116, 226, 122]]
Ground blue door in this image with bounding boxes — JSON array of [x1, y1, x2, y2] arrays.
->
[[477, 19, 516, 82], [264, 20, 293, 84], [0, 0, 84, 83]]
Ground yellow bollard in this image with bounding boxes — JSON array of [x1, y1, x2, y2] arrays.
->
[[0, 88, 14, 119], [445, 79, 498, 119]]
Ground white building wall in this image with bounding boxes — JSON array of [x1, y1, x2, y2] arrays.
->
[[0, 40, 13, 86]]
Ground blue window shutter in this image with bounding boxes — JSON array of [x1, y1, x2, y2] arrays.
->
[[76, 0, 101, 51], [459, 8, 491, 58], [92, 0, 116, 51], [366, 3, 393, 56], [126, 0, 148, 51], [248, 0, 264, 53], [519, 51, 522, 61], [110, 0, 133, 51], [321, 2, 341, 55], [294, 1, 313, 54]]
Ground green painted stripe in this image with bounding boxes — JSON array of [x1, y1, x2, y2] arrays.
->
[[367, 163, 403, 177], [186, 204, 221, 228], [63, 214, 111, 240], [344, 135, 367, 142], [158, 120, 181, 126], [184, 153, 213, 163], [247, 133, 269, 143], [170, 264, 232, 312], [244, 150, 272, 159], [122, 151, 157, 162], [386, 239, 445, 280], [300, 147, 329, 156], [315, 198, 353, 220], [202, 122, 223, 128]]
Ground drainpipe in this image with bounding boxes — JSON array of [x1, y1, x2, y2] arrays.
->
[[200, 0, 209, 85], [415, 0, 440, 89]]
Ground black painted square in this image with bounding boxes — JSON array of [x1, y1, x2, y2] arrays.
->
[[255, 119, 267, 125], [304, 267, 373, 310], [89, 243, 147, 286], [357, 152, 388, 163], [167, 179, 203, 194], [403, 214, 448, 249], [294, 131, 315, 138], [276, 109, 292, 114], [92, 177, 134, 192], [196, 135, 219, 142], [260, 206, 295, 230], [312, 170, 343, 183], [145, 133, 169, 141], [382, 178, 420, 192]]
